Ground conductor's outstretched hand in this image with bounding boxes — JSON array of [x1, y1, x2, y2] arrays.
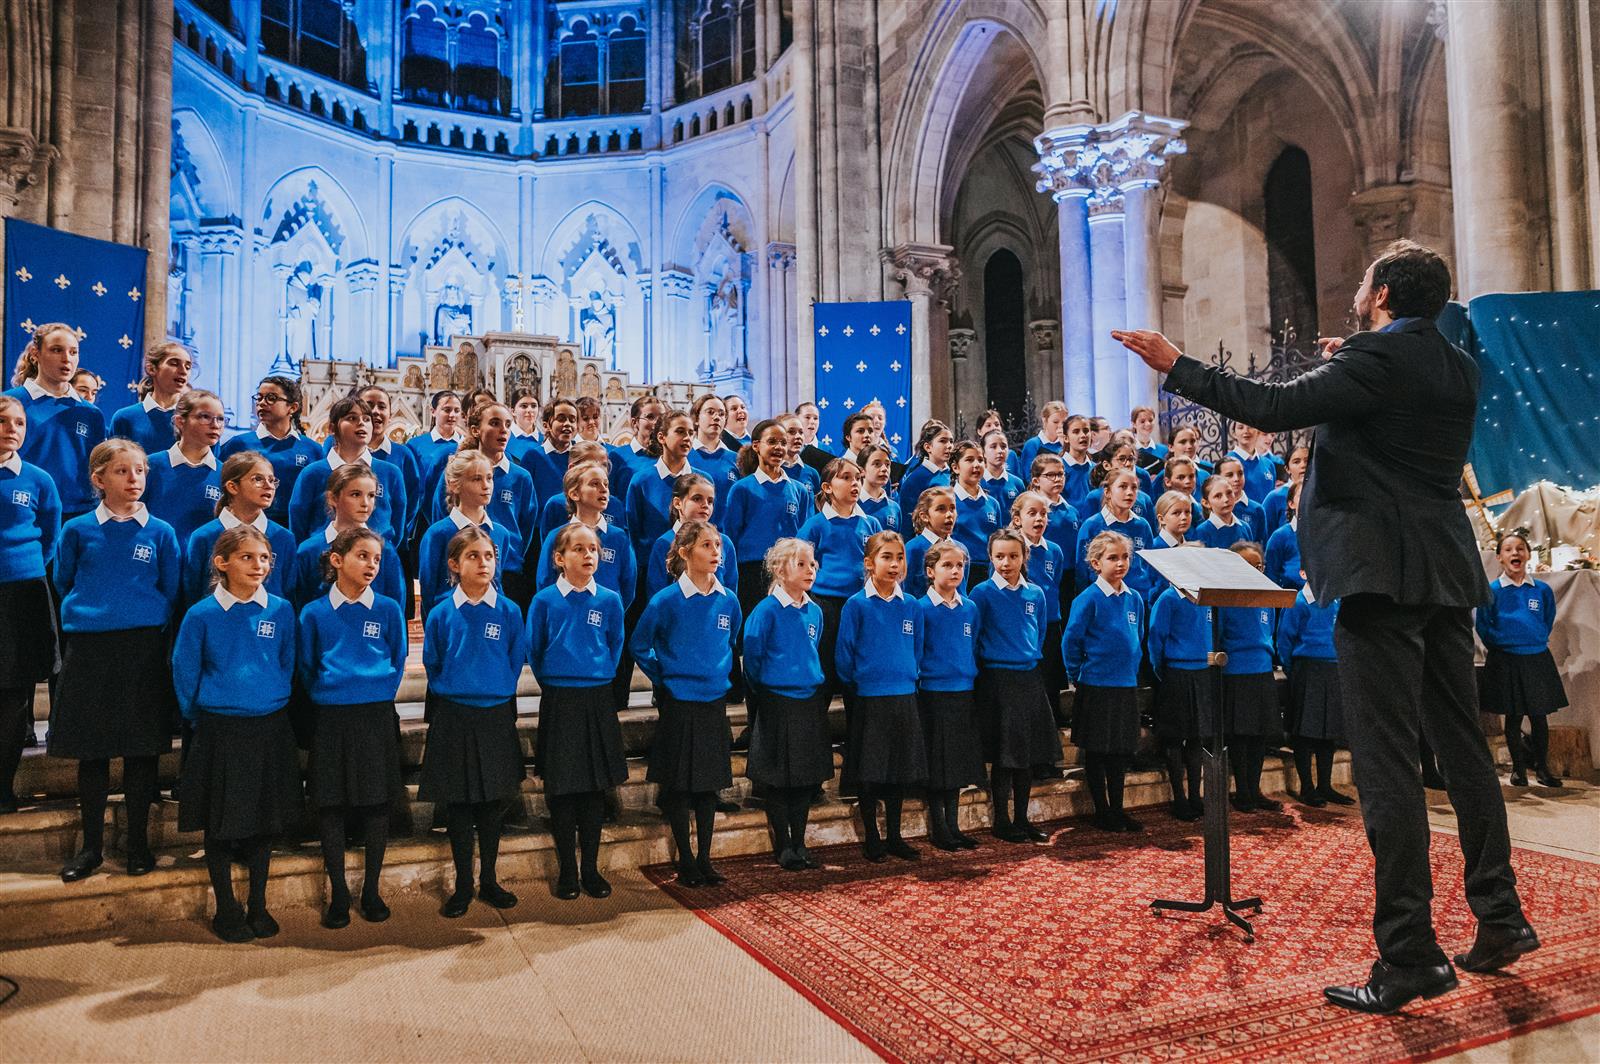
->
[[1111, 329, 1183, 373]]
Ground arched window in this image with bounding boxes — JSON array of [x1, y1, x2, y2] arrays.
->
[[983, 250, 1027, 427], [400, 4, 449, 108], [607, 16, 647, 114], [455, 14, 506, 114], [548, 15, 648, 118], [698, 0, 733, 95], [558, 20, 600, 117], [260, 0, 366, 89], [1263, 147, 1319, 344]]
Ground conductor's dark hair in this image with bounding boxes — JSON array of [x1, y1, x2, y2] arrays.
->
[[1370, 240, 1452, 320]]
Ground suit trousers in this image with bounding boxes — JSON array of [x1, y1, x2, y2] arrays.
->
[[1335, 594, 1525, 967]]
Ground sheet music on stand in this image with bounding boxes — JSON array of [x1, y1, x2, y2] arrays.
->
[[1136, 546, 1299, 609]]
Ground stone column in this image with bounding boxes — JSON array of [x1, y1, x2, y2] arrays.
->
[[1034, 127, 1096, 415], [884, 244, 960, 429], [388, 265, 409, 360], [791, 0, 818, 399], [345, 260, 381, 364], [197, 223, 243, 418], [635, 270, 654, 380], [766, 242, 796, 413], [1087, 195, 1128, 420], [531, 0, 549, 119], [659, 269, 695, 381]]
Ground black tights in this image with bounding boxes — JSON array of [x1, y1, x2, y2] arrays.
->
[[764, 786, 815, 857], [926, 788, 966, 844], [988, 766, 1034, 828], [0, 687, 31, 804], [1163, 741, 1203, 807], [857, 783, 906, 846], [205, 832, 271, 917], [446, 800, 507, 894], [76, 756, 159, 856], [1230, 736, 1267, 802], [1505, 714, 1551, 772], [317, 805, 389, 906], [1083, 753, 1129, 816], [661, 790, 717, 868], [1292, 739, 1336, 796], [547, 792, 605, 880]]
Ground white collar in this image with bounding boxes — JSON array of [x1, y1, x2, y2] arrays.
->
[[569, 513, 610, 534], [543, 437, 570, 455], [629, 438, 648, 454], [449, 507, 492, 530], [219, 508, 268, 533], [696, 439, 726, 455], [95, 502, 150, 525], [1158, 528, 1182, 547], [920, 528, 945, 546], [326, 448, 372, 472], [0, 454, 20, 475], [953, 482, 985, 502], [142, 394, 175, 413], [991, 572, 1023, 592], [489, 453, 511, 473], [1047, 496, 1069, 509], [1134, 434, 1155, 448], [452, 585, 499, 608], [864, 581, 904, 601], [1063, 453, 1091, 467], [430, 427, 462, 444], [842, 447, 862, 464], [927, 588, 961, 609], [771, 585, 810, 608], [821, 502, 856, 520], [328, 584, 375, 609], [214, 585, 268, 610], [754, 467, 787, 485], [555, 575, 594, 596], [510, 425, 532, 438], [920, 458, 947, 474], [1302, 584, 1317, 605], [1023, 533, 1047, 550], [654, 457, 683, 479], [1207, 512, 1238, 529], [1095, 575, 1128, 597], [256, 423, 299, 440], [166, 443, 218, 470], [22, 378, 73, 401], [1289, 515, 1298, 532], [1497, 573, 1533, 589], [322, 522, 344, 544], [862, 485, 888, 502], [371, 437, 392, 456], [983, 468, 1009, 482], [1036, 433, 1060, 445], [677, 573, 727, 598]]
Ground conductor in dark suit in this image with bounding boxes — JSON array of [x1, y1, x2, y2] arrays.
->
[[1114, 241, 1538, 1014]]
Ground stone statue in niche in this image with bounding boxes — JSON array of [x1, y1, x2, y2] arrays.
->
[[506, 354, 539, 400], [580, 364, 601, 399], [579, 290, 617, 369], [428, 354, 451, 391], [451, 342, 480, 392], [604, 376, 625, 401], [433, 281, 473, 345], [403, 365, 424, 391], [554, 350, 577, 398]]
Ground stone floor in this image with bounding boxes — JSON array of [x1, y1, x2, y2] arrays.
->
[[0, 778, 1594, 1062]]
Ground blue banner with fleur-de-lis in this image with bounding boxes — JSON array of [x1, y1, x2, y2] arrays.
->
[[813, 300, 913, 458], [4, 218, 148, 419]]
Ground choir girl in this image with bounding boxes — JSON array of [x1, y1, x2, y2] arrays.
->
[[1262, 445, 1308, 535], [1089, 417, 1114, 454], [724, 418, 814, 618], [1219, 541, 1281, 812], [352, 386, 423, 547], [1083, 441, 1155, 521], [287, 396, 406, 542], [50, 439, 181, 879], [522, 397, 580, 504], [980, 430, 1025, 514], [418, 450, 514, 618], [609, 395, 664, 505], [799, 458, 882, 695], [406, 389, 464, 505], [779, 413, 823, 494], [1145, 490, 1195, 602], [6, 322, 106, 519], [1264, 481, 1305, 590], [627, 407, 694, 566], [172, 525, 299, 942], [537, 441, 618, 540], [643, 473, 738, 600], [687, 394, 740, 517], [296, 527, 407, 927], [835, 530, 927, 861], [1275, 576, 1350, 807], [856, 443, 902, 533], [535, 461, 636, 600], [184, 451, 298, 605], [527, 523, 628, 899], [1226, 424, 1280, 506], [723, 394, 751, 448], [70, 369, 102, 404], [951, 440, 1005, 586], [898, 420, 954, 506], [110, 341, 191, 454], [1060, 414, 1095, 512], [742, 538, 831, 869], [915, 541, 985, 850], [1063, 530, 1147, 831], [1211, 455, 1267, 542], [1147, 564, 1212, 822], [1073, 469, 1154, 601], [971, 528, 1058, 841], [290, 463, 406, 612], [903, 485, 958, 600], [508, 389, 541, 462], [838, 411, 875, 465], [1018, 401, 1067, 477], [443, 399, 538, 608], [1029, 453, 1082, 588], [220, 376, 322, 529], [1155, 456, 1206, 527], [420, 526, 528, 917], [1131, 405, 1166, 464], [1477, 531, 1567, 788], [1191, 475, 1252, 550], [632, 520, 742, 887], [1012, 491, 1068, 722], [0, 395, 61, 813], [975, 410, 1019, 479], [1151, 426, 1210, 498], [139, 390, 224, 548]]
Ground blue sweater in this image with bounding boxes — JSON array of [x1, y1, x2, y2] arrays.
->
[[1265, 522, 1304, 591], [970, 577, 1048, 670], [295, 590, 407, 704], [1147, 586, 1212, 678], [171, 592, 296, 719], [626, 461, 686, 563], [1062, 580, 1145, 687], [1228, 449, 1281, 509], [371, 441, 423, 541], [722, 472, 813, 564], [608, 442, 655, 516], [1262, 483, 1293, 536], [1061, 456, 1094, 512], [144, 449, 223, 550], [1023, 537, 1067, 623], [799, 507, 882, 598], [953, 487, 1005, 562], [784, 461, 821, 495], [1476, 578, 1557, 655], [525, 580, 625, 687], [220, 429, 324, 529], [1220, 604, 1276, 675], [858, 492, 902, 534], [981, 472, 1026, 516], [1019, 436, 1064, 481], [1276, 590, 1338, 663], [287, 454, 407, 543], [0, 460, 61, 580], [4, 384, 106, 514], [110, 400, 178, 455], [1238, 497, 1269, 543], [644, 527, 738, 600], [406, 431, 459, 487], [418, 513, 514, 618], [1074, 510, 1155, 600], [897, 461, 950, 510], [55, 510, 181, 631], [1044, 499, 1081, 581], [631, 578, 741, 701], [519, 443, 573, 507], [535, 517, 637, 611], [423, 590, 531, 707], [289, 528, 406, 613], [1084, 487, 1156, 526], [537, 492, 625, 543], [741, 592, 826, 699], [688, 445, 741, 517], [835, 589, 921, 696], [916, 592, 979, 692], [182, 515, 298, 606], [1191, 514, 1255, 552], [428, 457, 537, 569], [903, 531, 965, 600]]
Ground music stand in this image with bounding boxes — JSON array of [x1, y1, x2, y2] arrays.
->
[[1138, 546, 1299, 942]]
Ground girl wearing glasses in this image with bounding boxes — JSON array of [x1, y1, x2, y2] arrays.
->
[[220, 377, 321, 529], [182, 451, 298, 606], [143, 390, 225, 547]]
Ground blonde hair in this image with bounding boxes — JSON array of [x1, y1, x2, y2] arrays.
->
[[1086, 530, 1132, 569], [1039, 400, 1068, 421], [1130, 405, 1156, 422], [569, 440, 609, 467], [1010, 489, 1050, 524], [862, 530, 905, 576], [763, 537, 815, 583], [172, 389, 223, 430], [1155, 490, 1193, 523], [923, 539, 969, 578], [0, 394, 23, 420], [443, 449, 494, 510], [550, 521, 601, 559], [561, 460, 609, 514], [87, 438, 148, 496], [11, 322, 76, 386]]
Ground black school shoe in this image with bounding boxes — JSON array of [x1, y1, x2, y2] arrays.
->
[[359, 893, 391, 923], [477, 883, 518, 909], [60, 849, 103, 882], [580, 870, 612, 899], [212, 908, 254, 943], [1453, 923, 1540, 973], [321, 902, 351, 930], [1324, 960, 1458, 1014], [1318, 786, 1356, 806], [125, 848, 157, 876], [441, 886, 474, 918], [247, 908, 279, 939]]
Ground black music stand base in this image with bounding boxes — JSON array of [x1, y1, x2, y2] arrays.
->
[[1150, 747, 1263, 941]]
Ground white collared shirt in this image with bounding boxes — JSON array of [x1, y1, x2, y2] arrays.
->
[[677, 573, 727, 598], [1158, 529, 1182, 547], [328, 585, 376, 609], [1095, 575, 1128, 597], [696, 439, 726, 455], [1207, 512, 1238, 529], [22, 378, 72, 401], [1100, 507, 1124, 525], [555, 575, 594, 596], [219, 508, 268, 533], [322, 522, 344, 544], [920, 528, 945, 546], [326, 448, 373, 472], [1497, 573, 1533, 589], [1290, 516, 1299, 532], [628, 438, 648, 455], [430, 427, 463, 444], [95, 502, 150, 525], [991, 572, 1023, 592], [1, 454, 21, 475], [166, 443, 218, 470], [654, 457, 682, 479], [142, 394, 175, 413], [1303, 584, 1317, 604], [1064, 453, 1091, 468], [452, 585, 500, 609], [954, 482, 985, 502], [926, 588, 961, 608], [771, 585, 810, 609], [372, 437, 393, 456], [920, 458, 947, 474], [753, 468, 787, 485], [255, 423, 299, 441], [543, 437, 570, 456], [490, 453, 511, 473], [864, 581, 905, 601], [448, 507, 492, 530], [214, 585, 269, 610], [821, 502, 857, 521]]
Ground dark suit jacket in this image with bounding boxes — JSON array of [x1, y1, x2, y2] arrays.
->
[[1163, 317, 1489, 608], [800, 443, 835, 474]]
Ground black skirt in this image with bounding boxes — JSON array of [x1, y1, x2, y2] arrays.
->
[[746, 687, 834, 789], [310, 701, 402, 809], [1072, 684, 1141, 756], [977, 666, 1061, 770], [841, 691, 927, 788], [48, 627, 174, 760], [1287, 659, 1345, 742], [178, 708, 303, 840], [535, 683, 627, 797], [648, 692, 733, 794], [417, 696, 525, 804], [813, 594, 847, 694], [1480, 648, 1567, 718], [1155, 667, 1212, 742], [1040, 620, 1067, 711], [917, 689, 985, 790], [1222, 671, 1282, 738], [0, 576, 58, 688]]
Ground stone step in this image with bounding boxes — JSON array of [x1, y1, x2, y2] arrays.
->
[[0, 752, 1349, 945]]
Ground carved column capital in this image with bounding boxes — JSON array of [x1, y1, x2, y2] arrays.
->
[[882, 243, 961, 306], [766, 241, 796, 271], [1349, 184, 1421, 259], [1033, 112, 1187, 212], [0, 127, 53, 212], [948, 327, 976, 363]]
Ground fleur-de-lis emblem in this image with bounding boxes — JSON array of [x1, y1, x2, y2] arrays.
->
[[890, 360, 902, 372], [817, 325, 828, 337], [818, 397, 829, 409], [842, 325, 854, 337], [118, 334, 133, 349], [896, 395, 907, 408], [13, 267, 31, 283], [821, 435, 832, 447], [895, 323, 907, 335], [53, 274, 70, 289], [91, 281, 107, 297], [855, 361, 867, 372], [891, 432, 903, 445], [843, 397, 856, 410], [869, 324, 881, 336], [821, 361, 833, 373], [73, 326, 86, 340], [128, 286, 142, 302]]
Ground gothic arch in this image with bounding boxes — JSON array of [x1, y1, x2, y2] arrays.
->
[[171, 107, 236, 222], [539, 200, 645, 280], [671, 182, 758, 264], [258, 166, 369, 263], [775, 151, 797, 244]]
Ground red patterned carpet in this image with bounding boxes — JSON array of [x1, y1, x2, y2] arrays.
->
[[645, 808, 1600, 1063]]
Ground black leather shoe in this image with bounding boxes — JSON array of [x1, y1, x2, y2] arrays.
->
[[1453, 923, 1540, 973], [885, 839, 921, 861], [247, 909, 280, 939], [321, 903, 350, 930], [1253, 795, 1282, 813], [124, 848, 156, 876], [580, 871, 612, 899], [798, 846, 822, 868], [675, 861, 704, 887], [991, 823, 1027, 843], [1535, 769, 1562, 788], [1508, 770, 1529, 787], [554, 870, 581, 901], [441, 886, 474, 918], [1229, 794, 1256, 813], [212, 909, 254, 943], [861, 839, 887, 863], [1319, 787, 1356, 806], [1323, 960, 1458, 1014], [1091, 811, 1122, 832], [952, 830, 980, 849], [715, 798, 740, 814], [478, 883, 518, 909], [1299, 790, 1327, 808], [359, 894, 391, 923], [1118, 813, 1144, 833], [1018, 822, 1048, 842], [60, 849, 103, 882], [696, 859, 726, 886]]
